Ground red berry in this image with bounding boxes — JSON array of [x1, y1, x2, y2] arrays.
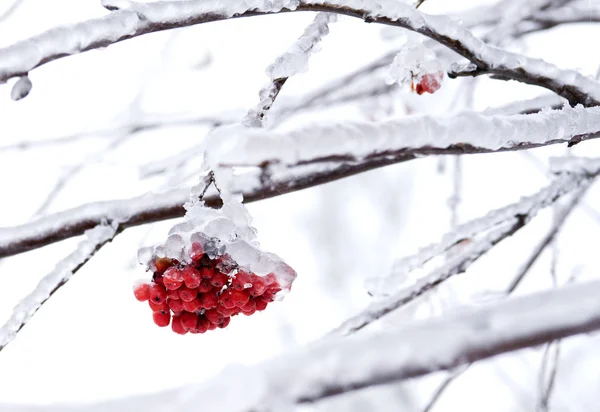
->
[[204, 309, 224, 325], [154, 257, 172, 273], [262, 291, 276, 302], [248, 276, 267, 297], [200, 291, 219, 309], [241, 299, 256, 313], [189, 242, 204, 262], [217, 304, 237, 316], [217, 316, 231, 329], [207, 321, 217, 331], [167, 289, 180, 300], [198, 279, 212, 293], [167, 298, 184, 312], [416, 73, 442, 95], [232, 271, 251, 291], [255, 298, 268, 311], [149, 300, 169, 314], [200, 266, 214, 280], [163, 267, 184, 290], [182, 297, 201, 312], [148, 284, 167, 304], [218, 289, 235, 309], [182, 266, 201, 289], [133, 282, 150, 302], [181, 312, 198, 331], [241, 306, 256, 316], [153, 274, 164, 286], [196, 316, 210, 333], [211, 272, 229, 288], [179, 287, 197, 302], [231, 289, 250, 307], [171, 315, 187, 335], [153, 312, 171, 327]]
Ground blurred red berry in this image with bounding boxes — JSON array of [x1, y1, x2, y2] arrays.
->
[[232, 271, 251, 291], [167, 298, 184, 312], [163, 267, 184, 290], [255, 298, 268, 311], [179, 287, 197, 302], [200, 291, 219, 309], [204, 309, 224, 325], [167, 289, 180, 300], [211, 272, 229, 288], [182, 297, 201, 312], [248, 276, 267, 297], [148, 284, 167, 304], [196, 316, 210, 333], [149, 300, 169, 314], [198, 279, 212, 293], [218, 289, 235, 309], [200, 266, 214, 280], [171, 315, 187, 335], [231, 289, 250, 307], [153, 312, 171, 327], [217, 317, 231, 329], [182, 266, 201, 289], [133, 282, 150, 302], [181, 312, 198, 331], [189, 242, 204, 262], [241, 299, 256, 313]]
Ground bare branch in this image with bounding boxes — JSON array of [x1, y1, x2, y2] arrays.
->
[[1, 1, 599, 105], [0, 224, 118, 353]]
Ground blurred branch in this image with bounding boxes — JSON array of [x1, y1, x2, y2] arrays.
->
[[331, 172, 595, 336], [2, 110, 600, 259], [418, 186, 586, 412], [0, 224, 118, 353], [1, 1, 599, 106], [4, 278, 600, 411]]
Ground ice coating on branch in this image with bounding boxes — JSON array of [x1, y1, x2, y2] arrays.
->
[[0, 224, 116, 349], [366, 168, 598, 298], [102, 0, 300, 23], [266, 13, 336, 80], [209, 105, 600, 166], [10, 76, 32, 101]]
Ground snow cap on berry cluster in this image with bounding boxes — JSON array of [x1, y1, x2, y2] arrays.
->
[[138, 168, 296, 297], [386, 34, 445, 89]]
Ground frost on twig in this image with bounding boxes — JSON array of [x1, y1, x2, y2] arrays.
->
[[0, 223, 117, 352], [244, 12, 336, 128], [333, 166, 600, 336]]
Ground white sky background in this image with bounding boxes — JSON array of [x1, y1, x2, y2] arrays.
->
[[0, 0, 600, 411]]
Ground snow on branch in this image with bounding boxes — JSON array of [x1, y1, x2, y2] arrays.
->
[[211, 105, 600, 167], [1, 1, 599, 106], [243, 12, 336, 127], [331, 169, 599, 336], [3, 278, 600, 411], [0, 223, 117, 352], [2, 109, 600, 260]]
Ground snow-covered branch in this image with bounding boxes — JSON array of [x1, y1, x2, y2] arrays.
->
[[3, 109, 600, 259], [1, 1, 599, 106], [332, 170, 597, 336], [0, 224, 117, 352], [3, 278, 600, 411], [244, 12, 336, 127]]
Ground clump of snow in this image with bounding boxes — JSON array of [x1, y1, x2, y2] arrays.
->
[[386, 37, 444, 90], [138, 170, 296, 296], [10, 76, 32, 101]]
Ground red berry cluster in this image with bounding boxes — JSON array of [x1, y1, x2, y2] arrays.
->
[[133, 243, 282, 334], [414, 73, 442, 95]]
